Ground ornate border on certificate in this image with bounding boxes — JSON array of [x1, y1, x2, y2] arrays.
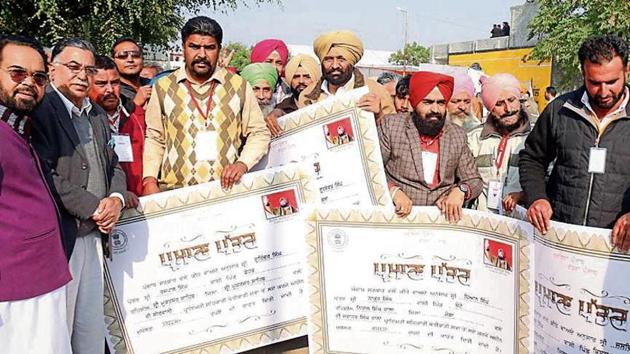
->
[[305, 207, 532, 354], [104, 167, 315, 354], [271, 88, 390, 207]]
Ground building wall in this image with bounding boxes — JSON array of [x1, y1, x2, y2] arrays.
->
[[448, 48, 552, 112]]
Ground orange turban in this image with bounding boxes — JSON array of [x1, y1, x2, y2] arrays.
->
[[409, 72, 455, 109]]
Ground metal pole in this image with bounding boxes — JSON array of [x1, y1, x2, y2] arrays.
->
[[397, 7, 409, 75]]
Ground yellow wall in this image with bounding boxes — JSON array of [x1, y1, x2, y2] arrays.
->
[[449, 48, 552, 112]]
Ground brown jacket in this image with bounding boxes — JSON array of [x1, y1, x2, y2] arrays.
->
[[297, 68, 395, 120], [378, 113, 483, 206]]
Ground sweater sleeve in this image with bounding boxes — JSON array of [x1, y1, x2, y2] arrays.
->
[[518, 103, 557, 206]]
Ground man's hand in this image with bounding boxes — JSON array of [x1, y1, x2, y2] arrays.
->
[[527, 199, 553, 234], [221, 161, 248, 189], [502, 191, 524, 213], [265, 110, 283, 137], [133, 86, 152, 107], [92, 197, 123, 234], [142, 177, 160, 196], [125, 191, 140, 209], [612, 213, 630, 252], [391, 188, 413, 217], [357, 93, 382, 114], [436, 187, 465, 223], [218, 48, 235, 68]]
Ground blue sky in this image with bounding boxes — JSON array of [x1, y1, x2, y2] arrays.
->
[[195, 0, 525, 50]]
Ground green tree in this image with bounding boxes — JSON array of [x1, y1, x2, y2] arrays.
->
[[0, 0, 277, 53], [528, 0, 630, 90], [223, 42, 251, 72], [388, 42, 430, 66]]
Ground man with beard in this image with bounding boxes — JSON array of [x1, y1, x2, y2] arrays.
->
[[111, 37, 151, 113], [278, 197, 295, 215], [143, 16, 270, 194], [520, 35, 630, 252], [88, 55, 146, 202], [240, 62, 279, 116], [447, 72, 480, 132], [250, 39, 291, 105], [298, 30, 395, 121], [336, 125, 352, 145], [393, 75, 411, 114], [467, 73, 530, 213], [0, 34, 72, 354], [378, 71, 482, 222], [265, 54, 321, 136], [31, 38, 126, 353]]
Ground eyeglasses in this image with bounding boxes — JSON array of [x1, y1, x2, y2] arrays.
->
[[114, 50, 142, 59], [54, 61, 98, 76], [1, 67, 49, 86]]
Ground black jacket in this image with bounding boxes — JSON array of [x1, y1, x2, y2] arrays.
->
[[31, 89, 127, 257], [519, 86, 630, 228]]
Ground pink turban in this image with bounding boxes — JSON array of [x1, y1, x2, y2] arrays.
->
[[480, 73, 521, 110], [451, 72, 474, 98], [409, 72, 455, 109], [251, 39, 289, 64]]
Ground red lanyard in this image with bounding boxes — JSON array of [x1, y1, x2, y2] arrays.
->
[[185, 80, 217, 121], [495, 135, 510, 171]]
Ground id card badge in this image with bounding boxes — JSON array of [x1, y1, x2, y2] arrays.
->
[[112, 134, 133, 162], [195, 130, 218, 161], [588, 147, 607, 174], [486, 179, 504, 210]]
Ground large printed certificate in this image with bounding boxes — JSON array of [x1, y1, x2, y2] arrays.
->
[[531, 221, 630, 354], [104, 166, 315, 354], [306, 207, 532, 354], [252, 87, 391, 207]]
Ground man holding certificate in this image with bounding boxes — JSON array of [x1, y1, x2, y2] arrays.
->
[[378, 71, 482, 221], [142, 16, 270, 194]]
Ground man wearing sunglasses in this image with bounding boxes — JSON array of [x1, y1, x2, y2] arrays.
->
[[111, 37, 151, 113], [0, 34, 72, 354], [31, 37, 127, 354]]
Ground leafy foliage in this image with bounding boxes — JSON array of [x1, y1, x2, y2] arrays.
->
[[528, 0, 630, 90], [223, 42, 251, 72], [0, 0, 277, 53], [388, 41, 430, 66]]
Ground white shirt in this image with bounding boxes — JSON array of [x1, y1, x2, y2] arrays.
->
[[107, 104, 130, 133], [51, 84, 126, 207], [51, 84, 93, 119], [321, 74, 355, 96]]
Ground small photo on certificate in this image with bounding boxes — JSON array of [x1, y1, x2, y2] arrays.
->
[[261, 189, 300, 219], [483, 238, 513, 271], [323, 116, 354, 149]]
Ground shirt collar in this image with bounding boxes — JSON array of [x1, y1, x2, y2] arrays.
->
[[51, 84, 92, 119], [580, 86, 629, 119], [321, 74, 355, 96], [175, 65, 226, 85], [107, 103, 129, 120]]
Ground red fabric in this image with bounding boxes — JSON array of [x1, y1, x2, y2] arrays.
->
[[419, 134, 441, 188], [251, 39, 289, 64], [118, 105, 146, 196], [409, 71, 455, 109]]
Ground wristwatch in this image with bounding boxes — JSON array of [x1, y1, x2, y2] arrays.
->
[[458, 184, 469, 198]]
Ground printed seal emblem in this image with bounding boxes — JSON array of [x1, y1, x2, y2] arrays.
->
[[110, 229, 129, 254], [327, 229, 348, 251]]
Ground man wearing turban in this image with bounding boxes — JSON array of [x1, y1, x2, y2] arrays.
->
[[447, 72, 480, 132], [250, 39, 291, 105], [298, 30, 395, 121], [467, 73, 531, 213], [378, 71, 482, 222], [241, 62, 279, 115], [265, 54, 321, 136]]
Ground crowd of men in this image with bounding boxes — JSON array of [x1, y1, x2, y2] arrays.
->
[[1, 13, 630, 353]]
